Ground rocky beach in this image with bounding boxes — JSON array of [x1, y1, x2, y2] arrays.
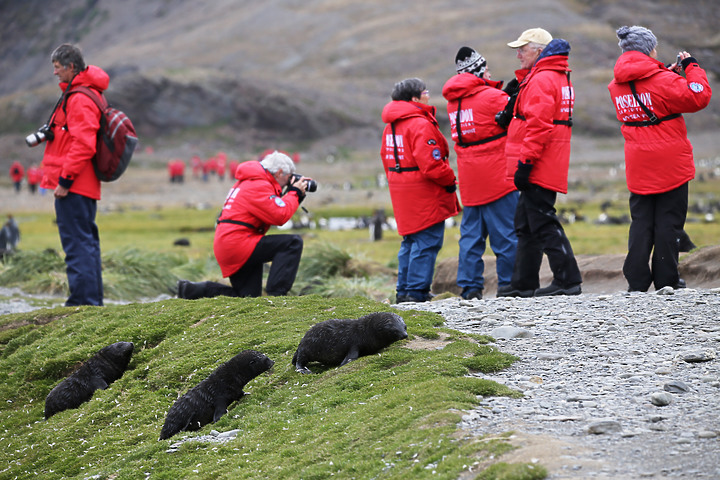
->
[[395, 287, 720, 479]]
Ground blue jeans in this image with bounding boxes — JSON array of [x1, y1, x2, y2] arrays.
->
[[458, 191, 518, 291], [397, 221, 445, 299], [55, 192, 103, 306]]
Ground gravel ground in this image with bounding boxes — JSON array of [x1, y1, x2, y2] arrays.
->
[[394, 287, 720, 479]]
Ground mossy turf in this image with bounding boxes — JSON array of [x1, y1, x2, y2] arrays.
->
[[0, 296, 546, 480]]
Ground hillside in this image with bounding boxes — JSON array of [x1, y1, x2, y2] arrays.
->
[[1, 0, 719, 170]]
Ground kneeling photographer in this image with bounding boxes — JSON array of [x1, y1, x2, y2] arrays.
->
[[178, 151, 313, 299]]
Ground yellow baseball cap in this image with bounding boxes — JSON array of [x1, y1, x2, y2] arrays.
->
[[507, 28, 553, 48]]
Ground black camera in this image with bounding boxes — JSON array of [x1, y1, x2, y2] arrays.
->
[[291, 173, 317, 192], [25, 124, 54, 147], [495, 109, 513, 128]]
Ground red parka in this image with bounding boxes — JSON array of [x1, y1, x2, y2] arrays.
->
[[505, 43, 574, 194], [608, 51, 712, 195], [213, 161, 302, 277], [10, 161, 24, 182], [41, 65, 109, 200], [27, 166, 43, 185], [442, 73, 515, 206], [380, 100, 459, 236]]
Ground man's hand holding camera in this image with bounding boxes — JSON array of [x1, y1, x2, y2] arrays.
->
[[287, 173, 316, 204]]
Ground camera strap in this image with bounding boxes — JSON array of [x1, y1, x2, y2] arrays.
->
[[623, 81, 681, 127], [387, 122, 419, 173], [514, 72, 573, 127], [44, 75, 79, 128], [455, 98, 507, 148]]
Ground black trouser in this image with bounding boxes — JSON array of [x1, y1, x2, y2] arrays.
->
[[623, 183, 687, 291], [196, 234, 304, 298], [511, 185, 582, 290]]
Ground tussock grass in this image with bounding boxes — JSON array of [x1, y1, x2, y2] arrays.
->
[[0, 248, 212, 301], [0, 296, 545, 480]]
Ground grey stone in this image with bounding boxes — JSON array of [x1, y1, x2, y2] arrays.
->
[[587, 419, 622, 434], [663, 380, 690, 393], [650, 392, 674, 406]]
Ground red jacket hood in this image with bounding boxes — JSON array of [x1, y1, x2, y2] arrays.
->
[[234, 160, 279, 186], [442, 73, 504, 101], [612, 51, 668, 84], [381, 100, 437, 124], [60, 65, 110, 93]]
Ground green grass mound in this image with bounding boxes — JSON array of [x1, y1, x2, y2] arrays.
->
[[0, 295, 546, 479]]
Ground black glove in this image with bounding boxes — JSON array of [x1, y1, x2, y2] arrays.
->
[[681, 56, 697, 70], [513, 160, 533, 191], [444, 184, 457, 193], [287, 185, 306, 204], [503, 78, 520, 96]]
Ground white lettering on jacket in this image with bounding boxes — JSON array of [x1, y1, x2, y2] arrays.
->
[[222, 186, 241, 210], [614, 92, 652, 110], [386, 133, 403, 148], [448, 108, 474, 127], [614, 90, 654, 121]]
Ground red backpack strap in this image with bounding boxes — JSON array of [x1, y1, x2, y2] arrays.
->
[[62, 86, 106, 115]]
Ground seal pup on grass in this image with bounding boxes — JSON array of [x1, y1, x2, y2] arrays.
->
[[44, 341, 134, 419], [292, 312, 408, 374], [159, 349, 274, 440]]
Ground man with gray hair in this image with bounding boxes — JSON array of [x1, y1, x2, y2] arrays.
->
[[38, 43, 108, 306], [177, 151, 311, 299], [499, 28, 582, 297], [609, 25, 711, 292]]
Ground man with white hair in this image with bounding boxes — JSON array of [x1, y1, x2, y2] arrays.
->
[[177, 151, 310, 299], [499, 28, 582, 297]]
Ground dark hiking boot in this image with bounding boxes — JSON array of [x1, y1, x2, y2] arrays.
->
[[177, 280, 205, 300], [461, 288, 483, 300], [534, 283, 582, 297]]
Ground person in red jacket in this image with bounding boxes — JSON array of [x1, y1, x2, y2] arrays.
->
[[499, 28, 582, 297], [39, 44, 107, 306], [608, 26, 712, 292], [442, 46, 518, 300], [381, 78, 460, 303], [9, 161, 24, 192], [26, 164, 43, 194], [177, 151, 309, 299]]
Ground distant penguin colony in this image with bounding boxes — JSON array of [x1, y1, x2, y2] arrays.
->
[[292, 312, 408, 374], [159, 349, 274, 440], [44, 341, 135, 419]]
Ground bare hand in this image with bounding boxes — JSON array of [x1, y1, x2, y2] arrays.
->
[[673, 51, 691, 72], [54, 185, 69, 198], [290, 175, 309, 194]]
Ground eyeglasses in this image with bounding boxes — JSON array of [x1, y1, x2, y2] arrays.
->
[[421, 90, 430, 96]]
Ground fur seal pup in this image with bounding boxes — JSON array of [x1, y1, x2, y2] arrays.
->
[[44, 341, 134, 419], [159, 349, 274, 440], [292, 311, 408, 374]]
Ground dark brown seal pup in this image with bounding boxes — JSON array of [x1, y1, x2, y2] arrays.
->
[[292, 312, 408, 374], [159, 349, 274, 440], [44, 341, 134, 419]]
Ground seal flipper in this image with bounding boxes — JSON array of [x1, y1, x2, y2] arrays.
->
[[213, 392, 240, 423], [90, 376, 109, 390], [340, 345, 360, 366]]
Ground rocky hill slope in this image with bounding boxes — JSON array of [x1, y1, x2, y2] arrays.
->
[[1, 0, 718, 169]]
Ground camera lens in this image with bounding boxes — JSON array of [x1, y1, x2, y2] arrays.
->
[[25, 132, 43, 147], [306, 179, 317, 192]]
